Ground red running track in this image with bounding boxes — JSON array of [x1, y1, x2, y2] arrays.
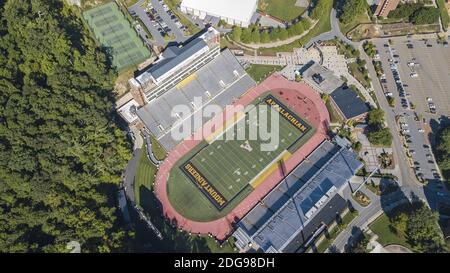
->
[[154, 74, 330, 240]]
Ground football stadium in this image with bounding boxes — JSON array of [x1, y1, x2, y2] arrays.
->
[[167, 93, 315, 221], [155, 74, 331, 240]]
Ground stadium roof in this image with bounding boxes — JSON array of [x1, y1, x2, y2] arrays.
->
[[235, 141, 363, 253], [138, 38, 208, 83], [181, 0, 258, 24], [137, 49, 256, 151], [330, 86, 370, 120]]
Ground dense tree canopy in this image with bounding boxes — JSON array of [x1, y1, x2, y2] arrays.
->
[[0, 0, 133, 252], [339, 0, 368, 25], [407, 204, 448, 253], [435, 125, 450, 182]]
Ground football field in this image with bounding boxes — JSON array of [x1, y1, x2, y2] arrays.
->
[[167, 94, 315, 221]]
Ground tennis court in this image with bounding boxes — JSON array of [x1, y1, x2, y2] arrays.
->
[[83, 2, 150, 72], [167, 93, 315, 221]]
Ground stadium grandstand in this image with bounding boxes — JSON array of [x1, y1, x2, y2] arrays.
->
[[129, 27, 256, 150], [232, 140, 364, 253]]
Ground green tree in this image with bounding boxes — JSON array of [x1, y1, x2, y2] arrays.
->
[[232, 26, 242, 42], [392, 213, 409, 235], [350, 233, 370, 253], [251, 29, 260, 43], [407, 204, 448, 253], [279, 28, 289, 40], [367, 109, 385, 126], [410, 7, 440, 24], [261, 30, 270, 43], [367, 128, 393, 147], [0, 0, 133, 252], [310, 0, 330, 20], [339, 0, 368, 24], [435, 126, 450, 181], [292, 21, 304, 35], [241, 28, 252, 43]]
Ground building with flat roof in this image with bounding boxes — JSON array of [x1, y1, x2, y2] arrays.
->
[[374, 0, 400, 17], [233, 140, 363, 253], [136, 49, 256, 150], [330, 86, 370, 122], [122, 28, 256, 151], [180, 0, 258, 27], [301, 61, 344, 95], [130, 27, 222, 104]]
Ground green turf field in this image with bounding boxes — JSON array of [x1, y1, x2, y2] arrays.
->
[[166, 93, 315, 221], [83, 2, 150, 72], [258, 0, 309, 22]]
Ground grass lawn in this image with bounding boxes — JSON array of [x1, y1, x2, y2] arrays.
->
[[325, 98, 343, 124], [339, 11, 372, 37], [245, 64, 283, 83], [437, 0, 450, 31], [257, 0, 332, 56], [258, 0, 308, 22], [369, 213, 414, 250], [134, 145, 158, 206], [133, 144, 236, 253], [151, 134, 167, 161], [348, 63, 371, 89]]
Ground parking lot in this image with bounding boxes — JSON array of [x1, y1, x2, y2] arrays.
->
[[398, 113, 440, 181], [129, 0, 188, 47], [373, 35, 449, 183], [375, 36, 450, 117]]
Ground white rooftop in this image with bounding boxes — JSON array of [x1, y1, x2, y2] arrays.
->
[[181, 0, 258, 24]]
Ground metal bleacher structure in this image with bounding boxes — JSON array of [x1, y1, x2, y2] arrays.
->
[[233, 140, 364, 253], [131, 27, 256, 151]]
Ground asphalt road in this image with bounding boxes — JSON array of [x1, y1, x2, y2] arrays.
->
[[124, 148, 142, 203]]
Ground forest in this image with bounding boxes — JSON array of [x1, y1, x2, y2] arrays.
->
[[0, 0, 134, 252]]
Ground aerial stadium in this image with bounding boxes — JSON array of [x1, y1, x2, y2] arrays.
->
[[154, 74, 331, 240]]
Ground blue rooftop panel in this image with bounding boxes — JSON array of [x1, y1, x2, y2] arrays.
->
[[300, 198, 314, 214]]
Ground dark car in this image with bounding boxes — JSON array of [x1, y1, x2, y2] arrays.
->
[[427, 44, 433, 47]]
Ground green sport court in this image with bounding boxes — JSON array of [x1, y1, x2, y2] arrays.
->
[[83, 2, 150, 71], [166, 93, 315, 222]]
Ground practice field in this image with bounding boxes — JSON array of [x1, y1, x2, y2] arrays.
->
[[83, 2, 150, 71], [167, 93, 315, 221]]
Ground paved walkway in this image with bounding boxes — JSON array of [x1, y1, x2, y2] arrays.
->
[[142, 130, 163, 166], [236, 47, 321, 66]]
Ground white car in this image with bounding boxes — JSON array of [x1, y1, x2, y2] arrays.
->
[[418, 129, 425, 133], [410, 73, 418, 78], [427, 97, 433, 102], [385, 92, 393, 97]]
